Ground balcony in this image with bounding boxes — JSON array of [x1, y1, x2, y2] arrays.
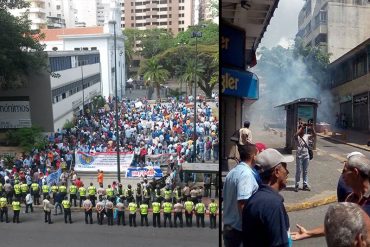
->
[[29, 7, 46, 14], [33, 18, 46, 24]]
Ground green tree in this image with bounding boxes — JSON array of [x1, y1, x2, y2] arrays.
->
[[6, 126, 48, 152], [175, 21, 219, 47], [140, 29, 174, 59], [122, 28, 142, 77], [0, 1, 47, 89], [180, 58, 205, 96], [141, 58, 170, 99]]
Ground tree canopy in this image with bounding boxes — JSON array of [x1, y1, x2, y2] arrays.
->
[[0, 0, 47, 89]]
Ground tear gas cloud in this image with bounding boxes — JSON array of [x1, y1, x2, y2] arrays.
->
[[244, 46, 335, 128]]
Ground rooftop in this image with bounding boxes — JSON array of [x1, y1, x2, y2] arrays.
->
[[40, 27, 104, 41]]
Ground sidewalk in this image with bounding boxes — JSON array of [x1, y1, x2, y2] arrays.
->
[[252, 126, 370, 212]]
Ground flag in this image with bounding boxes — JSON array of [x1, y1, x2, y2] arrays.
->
[[46, 168, 62, 186]]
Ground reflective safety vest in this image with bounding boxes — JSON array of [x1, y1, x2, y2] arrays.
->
[[155, 190, 161, 198], [173, 190, 180, 199], [164, 190, 171, 200], [184, 201, 194, 212], [12, 201, 21, 211], [20, 184, 28, 193], [59, 185, 67, 193], [128, 202, 137, 214], [152, 202, 161, 213], [62, 200, 71, 209], [79, 187, 86, 196], [14, 184, 21, 195], [69, 185, 77, 194], [195, 203, 205, 214], [163, 202, 172, 213], [51, 185, 58, 193], [42, 185, 50, 193], [106, 188, 114, 197], [88, 186, 96, 195], [143, 189, 150, 198], [209, 203, 218, 214], [0, 197, 7, 208], [126, 189, 133, 198], [140, 204, 148, 215], [31, 183, 39, 192]]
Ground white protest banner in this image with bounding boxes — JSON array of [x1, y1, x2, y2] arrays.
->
[[146, 152, 177, 165], [75, 151, 134, 172]]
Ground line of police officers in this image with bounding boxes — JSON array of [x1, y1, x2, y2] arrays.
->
[[0, 180, 218, 228]]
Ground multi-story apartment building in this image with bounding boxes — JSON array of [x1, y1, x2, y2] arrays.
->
[[297, 0, 370, 62], [10, 0, 48, 30], [121, 0, 194, 35]]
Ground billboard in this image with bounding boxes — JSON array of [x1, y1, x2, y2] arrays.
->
[[0, 97, 31, 128], [74, 151, 134, 172]]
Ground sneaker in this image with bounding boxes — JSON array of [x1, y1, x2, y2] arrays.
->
[[303, 185, 311, 191], [294, 186, 299, 192]]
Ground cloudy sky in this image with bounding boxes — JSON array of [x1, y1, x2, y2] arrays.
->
[[259, 0, 305, 49]]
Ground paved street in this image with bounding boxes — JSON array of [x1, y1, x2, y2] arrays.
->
[[0, 210, 218, 247]]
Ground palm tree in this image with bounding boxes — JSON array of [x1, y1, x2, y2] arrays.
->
[[180, 58, 205, 96], [142, 58, 169, 100]]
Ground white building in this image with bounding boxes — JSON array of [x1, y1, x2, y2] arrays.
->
[[297, 0, 370, 62], [40, 9, 125, 98], [0, 50, 101, 132], [10, 0, 47, 30]]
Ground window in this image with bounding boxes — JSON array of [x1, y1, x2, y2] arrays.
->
[[74, 48, 81, 51], [56, 5, 61, 10], [49, 56, 72, 72], [57, 14, 61, 18], [91, 47, 97, 51], [62, 93, 66, 99]]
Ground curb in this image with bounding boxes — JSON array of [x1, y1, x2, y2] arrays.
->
[[317, 133, 370, 152], [284, 195, 337, 212]]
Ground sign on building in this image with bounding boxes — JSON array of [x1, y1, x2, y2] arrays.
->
[[0, 97, 32, 128]]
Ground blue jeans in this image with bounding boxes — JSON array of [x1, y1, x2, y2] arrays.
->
[[295, 156, 309, 187]]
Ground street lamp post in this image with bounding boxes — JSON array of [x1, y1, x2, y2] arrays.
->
[[109, 20, 121, 183], [81, 61, 85, 116], [191, 30, 202, 163], [119, 50, 123, 99]]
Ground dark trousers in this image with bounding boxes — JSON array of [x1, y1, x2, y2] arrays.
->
[[79, 196, 86, 207], [223, 226, 243, 247], [174, 212, 183, 227], [85, 209, 93, 224], [70, 194, 77, 207], [185, 211, 193, 227], [106, 209, 114, 225], [140, 213, 148, 226], [117, 211, 125, 225], [44, 210, 51, 223], [25, 203, 33, 213], [0, 207, 9, 222], [153, 213, 161, 227], [89, 195, 96, 207], [64, 208, 72, 223], [97, 210, 105, 225], [164, 213, 172, 227], [13, 210, 20, 223], [136, 196, 142, 208], [43, 193, 49, 200], [196, 213, 205, 227], [33, 194, 40, 205], [6, 191, 13, 204], [129, 213, 136, 227], [210, 214, 217, 228], [14, 193, 21, 202]]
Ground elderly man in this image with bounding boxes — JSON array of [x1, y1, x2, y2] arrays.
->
[[325, 202, 370, 247], [242, 148, 294, 247], [292, 154, 370, 240]]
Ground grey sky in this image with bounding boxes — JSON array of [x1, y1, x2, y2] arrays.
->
[[259, 0, 305, 49]]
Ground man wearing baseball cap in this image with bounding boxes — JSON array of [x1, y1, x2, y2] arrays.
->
[[242, 148, 294, 247]]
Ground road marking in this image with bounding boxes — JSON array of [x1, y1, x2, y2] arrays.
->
[[329, 153, 346, 162]]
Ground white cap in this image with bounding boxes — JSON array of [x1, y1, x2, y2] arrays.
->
[[346, 152, 365, 160], [256, 148, 294, 173]]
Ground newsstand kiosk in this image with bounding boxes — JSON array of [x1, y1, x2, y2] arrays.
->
[[276, 98, 320, 153]]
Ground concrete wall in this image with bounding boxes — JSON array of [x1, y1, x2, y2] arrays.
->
[[328, 2, 370, 61]]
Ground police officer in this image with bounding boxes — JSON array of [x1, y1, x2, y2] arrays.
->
[[0, 182, 3, 197], [195, 200, 205, 228], [105, 198, 114, 226], [136, 183, 143, 208], [0, 195, 9, 223], [184, 196, 194, 227], [51, 182, 58, 204], [31, 181, 40, 205], [12, 197, 21, 223], [116, 197, 126, 226], [164, 187, 172, 203], [62, 196, 72, 224], [88, 182, 97, 207], [173, 186, 182, 204], [42, 181, 50, 200], [59, 182, 67, 199], [106, 185, 114, 203], [173, 199, 184, 228], [13, 181, 22, 202], [78, 185, 87, 207], [96, 200, 105, 225], [152, 198, 161, 228], [140, 201, 149, 226], [208, 199, 218, 229], [126, 184, 134, 204], [154, 186, 162, 203], [143, 186, 151, 205], [69, 183, 77, 207], [82, 197, 93, 224], [162, 199, 173, 228], [128, 200, 137, 227], [20, 182, 29, 202]]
